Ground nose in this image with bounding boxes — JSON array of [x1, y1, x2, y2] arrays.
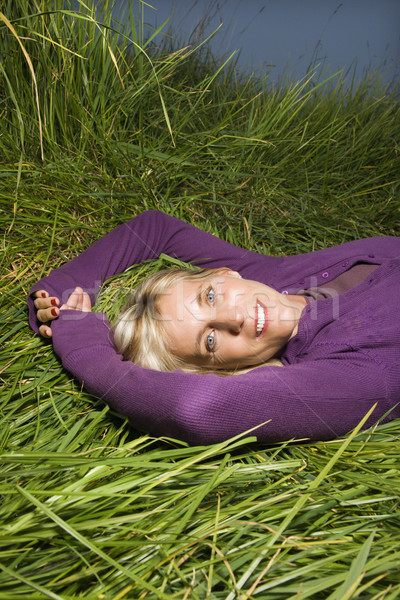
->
[[211, 305, 244, 334]]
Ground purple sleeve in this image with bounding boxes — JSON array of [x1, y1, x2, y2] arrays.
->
[[28, 210, 281, 332], [51, 311, 391, 444]]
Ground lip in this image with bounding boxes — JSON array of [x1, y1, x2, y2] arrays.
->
[[255, 299, 268, 339]]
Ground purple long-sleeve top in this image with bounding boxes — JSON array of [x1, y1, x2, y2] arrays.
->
[[28, 211, 400, 444]]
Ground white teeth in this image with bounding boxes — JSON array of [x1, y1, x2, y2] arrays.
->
[[256, 303, 265, 336]]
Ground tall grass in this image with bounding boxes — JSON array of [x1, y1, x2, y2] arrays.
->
[[1, 0, 399, 598]]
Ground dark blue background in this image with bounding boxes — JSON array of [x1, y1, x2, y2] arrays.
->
[[114, 0, 400, 86]]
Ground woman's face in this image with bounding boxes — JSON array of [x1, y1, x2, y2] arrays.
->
[[157, 270, 305, 369]]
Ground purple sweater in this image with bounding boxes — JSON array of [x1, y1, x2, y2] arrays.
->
[[28, 211, 400, 444]]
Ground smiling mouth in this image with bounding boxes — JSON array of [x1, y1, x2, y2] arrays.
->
[[256, 301, 268, 337]]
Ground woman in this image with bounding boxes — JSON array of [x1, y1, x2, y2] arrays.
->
[[28, 210, 400, 444], [111, 266, 296, 373]]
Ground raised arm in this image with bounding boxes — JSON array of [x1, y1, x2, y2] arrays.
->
[[28, 210, 282, 333], [51, 310, 393, 444], [28, 211, 399, 444]]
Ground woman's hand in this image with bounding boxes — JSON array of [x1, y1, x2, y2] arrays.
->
[[33, 290, 60, 338], [33, 287, 91, 338]]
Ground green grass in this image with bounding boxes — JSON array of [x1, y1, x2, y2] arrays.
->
[[1, 0, 400, 598]]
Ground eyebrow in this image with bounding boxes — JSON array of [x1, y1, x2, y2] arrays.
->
[[194, 283, 206, 358], [192, 281, 218, 365], [195, 282, 204, 308]]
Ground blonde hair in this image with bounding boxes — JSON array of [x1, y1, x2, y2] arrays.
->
[[112, 267, 284, 375]]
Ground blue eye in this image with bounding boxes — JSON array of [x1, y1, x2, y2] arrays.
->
[[207, 288, 215, 304], [206, 331, 215, 352]]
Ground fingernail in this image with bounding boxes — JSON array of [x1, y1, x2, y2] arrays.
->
[[51, 308, 58, 316], [51, 298, 57, 306], [41, 292, 47, 298]]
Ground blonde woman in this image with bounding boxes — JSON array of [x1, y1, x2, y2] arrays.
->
[[29, 210, 400, 444]]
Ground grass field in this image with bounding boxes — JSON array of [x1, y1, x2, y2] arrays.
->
[[1, 1, 400, 598]]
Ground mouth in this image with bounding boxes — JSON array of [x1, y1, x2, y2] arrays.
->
[[255, 300, 268, 338]]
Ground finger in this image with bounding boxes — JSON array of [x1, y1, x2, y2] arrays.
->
[[34, 296, 59, 310], [36, 306, 59, 323], [66, 287, 81, 310], [38, 324, 53, 338], [34, 290, 48, 299], [81, 291, 92, 313]]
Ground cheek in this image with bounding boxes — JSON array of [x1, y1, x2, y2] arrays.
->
[[164, 321, 184, 352], [223, 337, 253, 360], [167, 319, 201, 359]]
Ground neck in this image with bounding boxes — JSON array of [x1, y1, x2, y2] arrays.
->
[[286, 294, 307, 339]]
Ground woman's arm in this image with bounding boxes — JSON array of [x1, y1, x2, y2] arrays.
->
[[28, 210, 282, 333], [50, 308, 394, 445]]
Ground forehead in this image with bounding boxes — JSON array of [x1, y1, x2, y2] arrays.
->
[[157, 278, 206, 360], [158, 278, 204, 322]]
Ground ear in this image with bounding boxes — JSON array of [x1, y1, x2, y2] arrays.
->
[[221, 268, 242, 279]]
